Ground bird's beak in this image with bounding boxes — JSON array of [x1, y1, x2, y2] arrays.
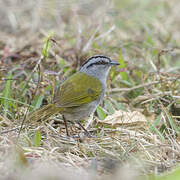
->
[[110, 60, 120, 66]]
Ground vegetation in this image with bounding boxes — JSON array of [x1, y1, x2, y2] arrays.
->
[[0, 0, 180, 179]]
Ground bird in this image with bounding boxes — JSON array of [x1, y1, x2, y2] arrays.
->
[[27, 55, 119, 136]]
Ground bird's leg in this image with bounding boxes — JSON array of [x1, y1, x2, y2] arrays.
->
[[77, 122, 92, 137], [64, 119, 93, 138], [62, 115, 70, 137]]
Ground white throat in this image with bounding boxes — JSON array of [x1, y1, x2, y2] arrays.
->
[[80, 66, 111, 86]]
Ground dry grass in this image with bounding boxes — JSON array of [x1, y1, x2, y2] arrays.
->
[[0, 0, 180, 179]]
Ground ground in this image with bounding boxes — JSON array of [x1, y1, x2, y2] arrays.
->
[[0, 0, 180, 179]]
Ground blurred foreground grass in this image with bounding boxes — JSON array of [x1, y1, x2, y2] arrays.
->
[[0, 0, 180, 179]]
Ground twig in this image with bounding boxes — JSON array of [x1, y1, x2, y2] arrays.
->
[[0, 78, 19, 81], [82, 24, 101, 52], [157, 48, 175, 73], [17, 56, 43, 139], [0, 126, 26, 135], [110, 81, 159, 93], [17, 107, 29, 139]]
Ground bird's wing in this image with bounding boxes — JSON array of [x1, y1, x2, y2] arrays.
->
[[53, 72, 103, 107]]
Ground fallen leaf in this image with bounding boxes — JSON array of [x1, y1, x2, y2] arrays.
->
[[98, 110, 147, 127]]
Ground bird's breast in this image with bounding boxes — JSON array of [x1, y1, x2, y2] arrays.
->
[[63, 91, 104, 122]]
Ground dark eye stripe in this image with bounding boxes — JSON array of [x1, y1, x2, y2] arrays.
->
[[86, 61, 108, 68]]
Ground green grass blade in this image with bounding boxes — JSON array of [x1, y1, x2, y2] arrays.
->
[[97, 106, 107, 120], [118, 51, 128, 81], [0, 96, 34, 108], [33, 129, 41, 147], [31, 95, 44, 111], [2, 72, 13, 117]]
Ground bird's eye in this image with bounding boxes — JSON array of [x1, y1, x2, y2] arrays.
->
[[98, 61, 106, 65]]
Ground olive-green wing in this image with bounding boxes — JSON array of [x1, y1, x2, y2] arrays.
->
[[53, 72, 103, 107]]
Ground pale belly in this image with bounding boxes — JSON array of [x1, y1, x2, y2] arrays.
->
[[63, 100, 99, 122]]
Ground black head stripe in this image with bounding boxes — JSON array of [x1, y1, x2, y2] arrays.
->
[[81, 55, 111, 67]]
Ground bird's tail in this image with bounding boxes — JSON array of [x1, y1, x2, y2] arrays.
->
[[27, 104, 60, 122]]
